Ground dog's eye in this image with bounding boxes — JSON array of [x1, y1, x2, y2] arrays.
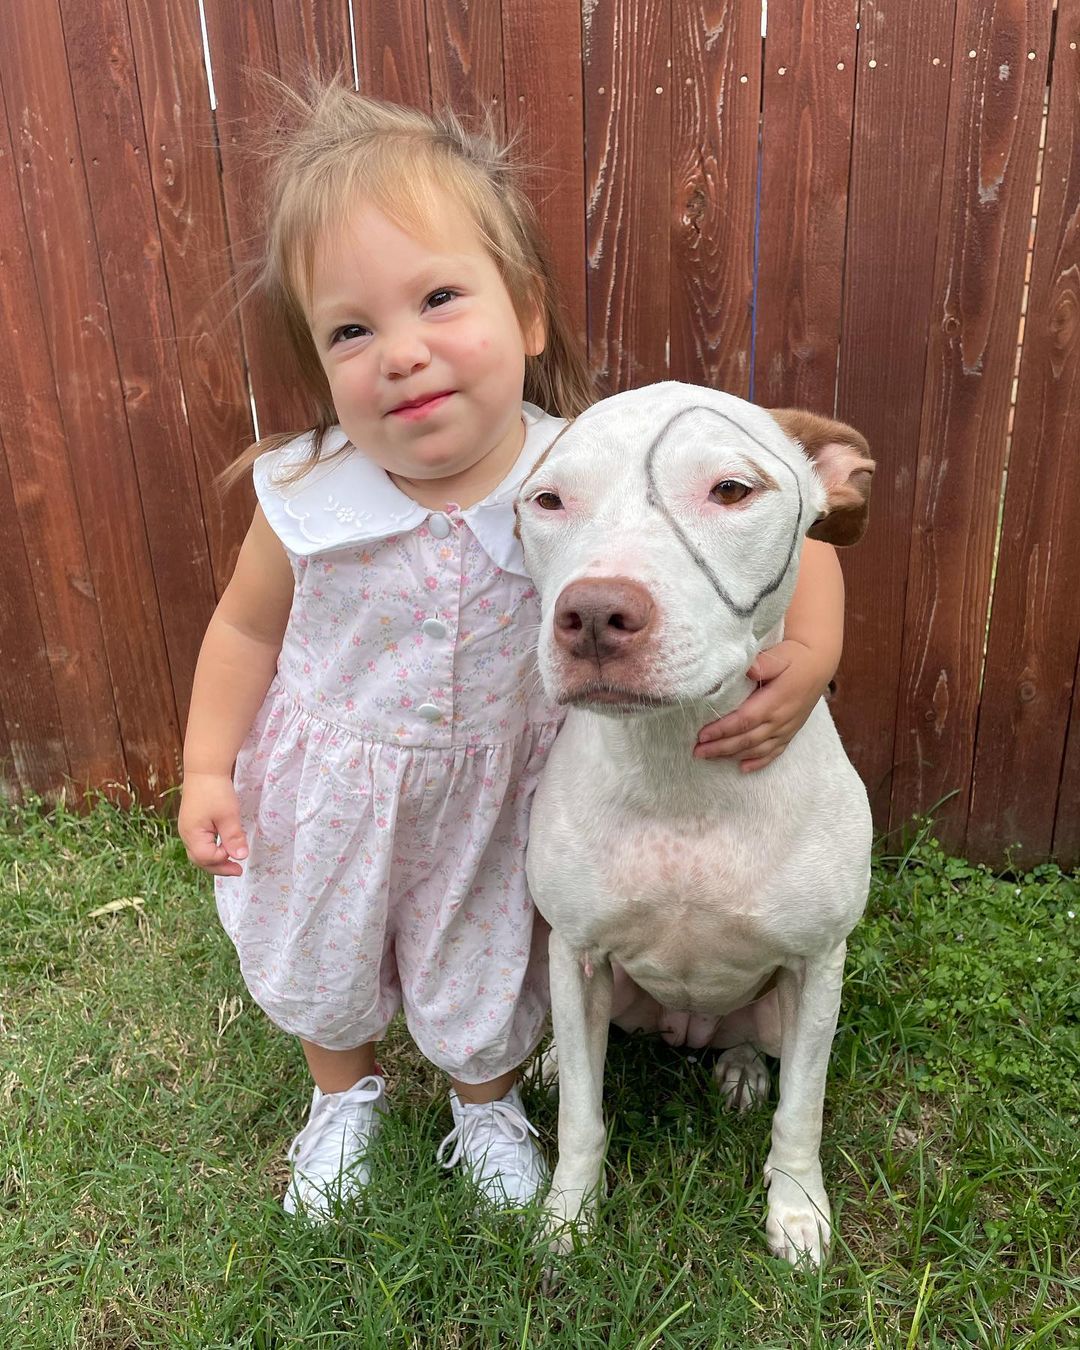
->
[[709, 480, 752, 506], [533, 491, 564, 511]]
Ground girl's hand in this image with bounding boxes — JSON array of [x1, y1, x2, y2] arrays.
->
[[694, 640, 832, 772], [178, 772, 249, 876]]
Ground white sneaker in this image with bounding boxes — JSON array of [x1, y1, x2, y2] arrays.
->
[[436, 1084, 548, 1208], [282, 1074, 387, 1219]]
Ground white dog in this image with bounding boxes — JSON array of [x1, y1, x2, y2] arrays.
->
[[517, 382, 874, 1266]]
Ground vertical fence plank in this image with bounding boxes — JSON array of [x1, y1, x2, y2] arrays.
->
[[1054, 660, 1080, 866], [58, 0, 218, 736], [502, 0, 587, 345], [755, 0, 858, 412], [201, 0, 311, 439], [669, 2, 759, 395], [0, 707, 13, 805], [0, 0, 181, 800], [830, 1, 957, 821], [968, 2, 1080, 865], [0, 431, 69, 799], [352, 0, 431, 107], [127, 0, 255, 596], [273, 0, 353, 82], [585, 0, 672, 391], [427, 0, 504, 123], [0, 82, 126, 797], [889, 0, 1053, 849]]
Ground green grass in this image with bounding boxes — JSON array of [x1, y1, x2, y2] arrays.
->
[[1, 798, 1078, 1348]]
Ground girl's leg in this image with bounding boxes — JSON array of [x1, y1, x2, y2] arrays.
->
[[301, 1038, 379, 1092], [285, 1039, 387, 1220], [449, 1069, 516, 1104], [440, 1065, 546, 1207]]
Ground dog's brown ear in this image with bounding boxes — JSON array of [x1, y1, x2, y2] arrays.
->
[[769, 408, 875, 546]]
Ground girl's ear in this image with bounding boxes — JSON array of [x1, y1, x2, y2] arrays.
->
[[522, 300, 547, 357], [769, 408, 875, 547], [518, 278, 547, 357]]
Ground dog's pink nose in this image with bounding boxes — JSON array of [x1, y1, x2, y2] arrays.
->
[[553, 578, 655, 661]]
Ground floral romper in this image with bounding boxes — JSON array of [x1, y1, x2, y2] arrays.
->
[[216, 404, 566, 1084]]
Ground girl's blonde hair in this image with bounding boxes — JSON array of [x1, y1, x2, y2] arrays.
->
[[222, 81, 595, 489]]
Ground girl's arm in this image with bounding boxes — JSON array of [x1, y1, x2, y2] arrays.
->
[[694, 539, 844, 771], [178, 507, 295, 873]]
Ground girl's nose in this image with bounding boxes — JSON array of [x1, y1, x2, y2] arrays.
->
[[381, 326, 431, 378]]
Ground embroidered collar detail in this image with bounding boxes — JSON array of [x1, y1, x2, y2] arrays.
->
[[253, 403, 566, 578]]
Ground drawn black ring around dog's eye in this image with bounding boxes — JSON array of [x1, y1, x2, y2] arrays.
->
[[709, 480, 752, 506], [534, 491, 564, 511]]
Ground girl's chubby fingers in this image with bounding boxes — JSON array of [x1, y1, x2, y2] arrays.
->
[[216, 816, 249, 863], [694, 735, 742, 760], [696, 707, 754, 746], [738, 739, 785, 772], [698, 680, 788, 745], [184, 819, 248, 876], [694, 724, 772, 760]]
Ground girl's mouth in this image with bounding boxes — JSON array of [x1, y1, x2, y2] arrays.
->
[[388, 391, 455, 420]]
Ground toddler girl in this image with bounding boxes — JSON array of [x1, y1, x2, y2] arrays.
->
[[178, 85, 846, 1220]]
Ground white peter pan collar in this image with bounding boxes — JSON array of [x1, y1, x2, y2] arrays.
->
[[254, 402, 567, 578]]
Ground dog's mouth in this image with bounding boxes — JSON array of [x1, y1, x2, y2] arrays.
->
[[556, 674, 725, 713], [558, 684, 677, 713]]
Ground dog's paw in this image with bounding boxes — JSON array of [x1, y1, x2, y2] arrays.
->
[[763, 1167, 832, 1268], [538, 1172, 600, 1255], [713, 1045, 770, 1112], [539, 1199, 588, 1257], [539, 1214, 578, 1257]]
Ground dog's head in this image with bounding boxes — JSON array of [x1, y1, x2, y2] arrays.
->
[[517, 382, 873, 715]]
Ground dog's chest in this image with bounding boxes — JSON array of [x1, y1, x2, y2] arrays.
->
[[604, 819, 779, 960], [537, 807, 789, 1010]]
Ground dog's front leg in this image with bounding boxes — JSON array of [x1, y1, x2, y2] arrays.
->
[[763, 941, 847, 1267], [542, 930, 613, 1250]]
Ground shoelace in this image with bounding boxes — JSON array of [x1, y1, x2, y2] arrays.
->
[[436, 1096, 539, 1171], [287, 1076, 383, 1169]]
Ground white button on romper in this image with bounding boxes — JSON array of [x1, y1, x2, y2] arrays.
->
[[216, 406, 566, 1084]]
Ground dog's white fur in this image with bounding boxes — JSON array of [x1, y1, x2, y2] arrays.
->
[[518, 382, 874, 1266]]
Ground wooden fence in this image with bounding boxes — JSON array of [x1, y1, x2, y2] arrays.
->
[[1, 0, 1077, 866]]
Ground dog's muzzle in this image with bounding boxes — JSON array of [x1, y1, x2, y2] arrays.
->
[[549, 576, 672, 708]]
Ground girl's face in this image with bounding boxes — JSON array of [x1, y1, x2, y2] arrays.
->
[[304, 193, 545, 508]]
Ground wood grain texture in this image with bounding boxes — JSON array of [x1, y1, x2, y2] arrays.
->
[[126, 0, 256, 596], [889, 0, 1053, 848], [201, 0, 312, 439], [670, 1, 759, 394], [427, 0, 505, 124], [754, 0, 858, 412], [584, 0, 672, 391], [0, 0, 1072, 862], [830, 0, 957, 820], [273, 0, 353, 83], [502, 0, 587, 343], [0, 0, 181, 799], [352, 0, 431, 107], [0, 428, 69, 799], [0, 63, 127, 797], [58, 0, 218, 736], [967, 0, 1080, 865]]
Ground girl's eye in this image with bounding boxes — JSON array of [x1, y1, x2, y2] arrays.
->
[[709, 480, 752, 506], [533, 492, 563, 511], [330, 324, 369, 345], [427, 289, 458, 309]]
